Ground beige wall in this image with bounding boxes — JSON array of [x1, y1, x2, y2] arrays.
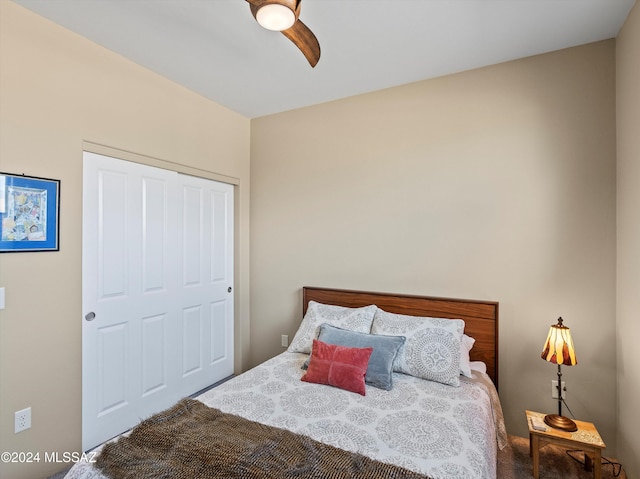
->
[[0, 3, 251, 478], [1, 0, 631, 477], [616, 2, 640, 477], [250, 41, 617, 447]]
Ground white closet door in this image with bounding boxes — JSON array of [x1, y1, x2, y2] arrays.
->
[[175, 172, 235, 398], [82, 152, 233, 451]]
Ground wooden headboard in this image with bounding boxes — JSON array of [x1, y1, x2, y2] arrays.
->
[[303, 287, 499, 389]]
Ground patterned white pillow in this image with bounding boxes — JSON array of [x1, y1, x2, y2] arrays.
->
[[371, 308, 465, 387], [287, 301, 377, 354]]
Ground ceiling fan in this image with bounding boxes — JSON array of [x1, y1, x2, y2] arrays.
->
[[245, 0, 321, 67]]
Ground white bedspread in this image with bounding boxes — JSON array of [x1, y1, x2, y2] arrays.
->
[[65, 351, 506, 479]]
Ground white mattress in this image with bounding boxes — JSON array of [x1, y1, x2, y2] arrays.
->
[[65, 351, 507, 479]]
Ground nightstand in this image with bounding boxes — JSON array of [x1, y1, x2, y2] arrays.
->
[[525, 410, 606, 479]]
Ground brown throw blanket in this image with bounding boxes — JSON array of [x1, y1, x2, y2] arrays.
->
[[96, 398, 431, 479]]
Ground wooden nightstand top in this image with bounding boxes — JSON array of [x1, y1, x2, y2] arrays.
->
[[526, 410, 606, 449]]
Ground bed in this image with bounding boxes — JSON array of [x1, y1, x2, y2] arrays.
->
[[65, 287, 507, 479]]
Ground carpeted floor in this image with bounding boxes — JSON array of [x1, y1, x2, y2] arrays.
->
[[46, 435, 627, 479], [498, 435, 626, 479]]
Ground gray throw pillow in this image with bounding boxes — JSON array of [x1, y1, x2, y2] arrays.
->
[[303, 323, 405, 391]]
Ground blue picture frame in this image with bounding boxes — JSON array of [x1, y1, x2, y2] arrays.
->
[[0, 172, 60, 252]]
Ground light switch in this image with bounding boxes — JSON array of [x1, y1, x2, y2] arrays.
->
[[0, 287, 5, 309]]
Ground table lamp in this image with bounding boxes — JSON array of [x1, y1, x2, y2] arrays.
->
[[540, 316, 578, 431]]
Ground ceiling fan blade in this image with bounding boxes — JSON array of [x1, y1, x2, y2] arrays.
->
[[245, 0, 320, 67], [281, 19, 321, 67]]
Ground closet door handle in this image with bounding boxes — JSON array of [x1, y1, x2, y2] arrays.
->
[[85, 312, 96, 321], [227, 287, 232, 293]]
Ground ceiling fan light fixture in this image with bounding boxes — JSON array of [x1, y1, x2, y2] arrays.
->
[[256, 3, 296, 31]]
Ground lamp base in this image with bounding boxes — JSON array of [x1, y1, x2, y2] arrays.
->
[[544, 414, 578, 432]]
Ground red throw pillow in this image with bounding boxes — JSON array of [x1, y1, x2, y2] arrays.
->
[[301, 339, 373, 395]]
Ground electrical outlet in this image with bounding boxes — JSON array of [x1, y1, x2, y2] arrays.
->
[[15, 407, 31, 433], [281, 334, 289, 348], [551, 380, 566, 399]]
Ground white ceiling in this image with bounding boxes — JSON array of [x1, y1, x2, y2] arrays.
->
[[13, 0, 636, 118]]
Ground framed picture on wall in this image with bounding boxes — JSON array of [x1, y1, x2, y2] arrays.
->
[[0, 172, 60, 252]]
